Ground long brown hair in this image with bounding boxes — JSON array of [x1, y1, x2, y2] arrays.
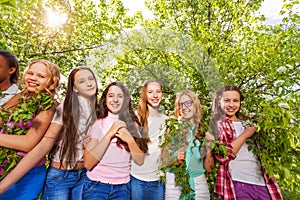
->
[[58, 67, 98, 165], [137, 80, 162, 137], [98, 82, 148, 153], [210, 85, 244, 138]]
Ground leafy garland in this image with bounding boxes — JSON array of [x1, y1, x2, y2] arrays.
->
[[0, 90, 55, 180], [159, 116, 195, 199], [159, 116, 228, 200]]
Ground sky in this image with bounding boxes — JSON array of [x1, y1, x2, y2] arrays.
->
[[121, 0, 289, 25]]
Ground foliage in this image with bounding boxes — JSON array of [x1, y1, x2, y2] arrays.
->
[[144, 0, 300, 196], [159, 116, 227, 199], [0, 0, 135, 75], [0, 90, 55, 180], [159, 116, 195, 199], [85, 0, 299, 196], [0, 0, 299, 197]]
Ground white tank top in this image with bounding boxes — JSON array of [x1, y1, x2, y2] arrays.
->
[[229, 121, 266, 186]]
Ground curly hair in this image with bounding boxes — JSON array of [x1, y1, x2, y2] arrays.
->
[[22, 59, 60, 97]]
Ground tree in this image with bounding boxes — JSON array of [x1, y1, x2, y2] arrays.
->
[[87, 0, 300, 198], [0, 0, 135, 74]]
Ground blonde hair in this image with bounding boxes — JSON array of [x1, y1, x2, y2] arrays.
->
[[22, 59, 60, 97], [175, 90, 202, 139]]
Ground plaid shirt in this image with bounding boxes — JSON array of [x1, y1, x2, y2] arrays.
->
[[214, 116, 282, 200]]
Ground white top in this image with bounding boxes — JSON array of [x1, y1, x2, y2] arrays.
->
[[229, 121, 266, 186], [131, 114, 167, 181], [50, 96, 94, 169], [0, 84, 19, 106]]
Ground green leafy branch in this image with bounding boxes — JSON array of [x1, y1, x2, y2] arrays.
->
[[0, 90, 55, 180], [159, 116, 194, 199]]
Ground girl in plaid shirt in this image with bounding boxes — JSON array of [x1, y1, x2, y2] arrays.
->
[[211, 85, 282, 200]]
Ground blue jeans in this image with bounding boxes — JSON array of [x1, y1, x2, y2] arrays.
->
[[0, 164, 46, 200], [130, 175, 165, 200], [82, 177, 130, 200], [41, 166, 86, 200]]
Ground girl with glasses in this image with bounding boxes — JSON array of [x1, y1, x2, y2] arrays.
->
[[162, 90, 214, 200]]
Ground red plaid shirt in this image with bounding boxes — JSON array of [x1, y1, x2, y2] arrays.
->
[[214, 116, 282, 200]]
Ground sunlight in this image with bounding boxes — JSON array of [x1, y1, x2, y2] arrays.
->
[[45, 7, 68, 28]]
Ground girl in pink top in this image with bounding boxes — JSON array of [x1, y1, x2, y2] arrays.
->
[[83, 82, 148, 200]]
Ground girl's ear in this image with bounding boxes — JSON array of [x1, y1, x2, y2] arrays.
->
[[8, 67, 16, 75]]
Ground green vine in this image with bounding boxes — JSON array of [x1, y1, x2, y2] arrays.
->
[[159, 116, 194, 199], [0, 90, 55, 180]]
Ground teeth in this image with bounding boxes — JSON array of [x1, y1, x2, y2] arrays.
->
[[28, 82, 39, 87]]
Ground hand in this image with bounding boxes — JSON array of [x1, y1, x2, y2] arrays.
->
[[244, 126, 257, 138], [205, 132, 215, 141], [105, 120, 127, 140], [176, 147, 186, 165], [82, 134, 91, 150], [205, 132, 215, 151], [115, 127, 134, 144]]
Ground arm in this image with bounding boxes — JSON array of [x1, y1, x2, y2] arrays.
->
[[0, 106, 56, 152], [116, 127, 145, 165], [0, 123, 62, 194], [84, 120, 126, 170], [203, 132, 215, 172], [231, 126, 256, 155], [203, 151, 214, 172], [161, 127, 185, 166], [215, 119, 256, 164]]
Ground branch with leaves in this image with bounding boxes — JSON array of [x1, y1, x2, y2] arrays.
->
[[0, 90, 55, 180]]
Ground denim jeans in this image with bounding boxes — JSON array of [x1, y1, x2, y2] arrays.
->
[[0, 164, 46, 200], [130, 175, 165, 200], [41, 166, 86, 200], [82, 177, 130, 200]]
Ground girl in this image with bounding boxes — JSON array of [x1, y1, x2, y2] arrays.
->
[[131, 80, 167, 200], [0, 49, 19, 106], [163, 90, 214, 200], [0, 67, 98, 200], [83, 82, 148, 200], [0, 59, 60, 199], [42, 66, 98, 199], [211, 85, 282, 200]]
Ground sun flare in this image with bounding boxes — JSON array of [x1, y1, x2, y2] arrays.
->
[[45, 7, 68, 28]]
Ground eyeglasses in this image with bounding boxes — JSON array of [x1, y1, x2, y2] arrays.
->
[[179, 100, 193, 108]]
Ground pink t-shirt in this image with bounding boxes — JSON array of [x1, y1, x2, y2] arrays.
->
[[86, 112, 130, 184]]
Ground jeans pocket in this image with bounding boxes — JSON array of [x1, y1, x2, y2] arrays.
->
[[46, 167, 69, 182], [83, 178, 96, 194], [122, 182, 131, 194]]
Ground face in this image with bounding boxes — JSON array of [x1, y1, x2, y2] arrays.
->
[[73, 70, 97, 99], [23, 62, 51, 93], [179, 94, 194, 120], [0, 55, 15, 84], [220, 90, 241, 120], [106, 85, 124, 114], [146, 82, 162, 107]]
